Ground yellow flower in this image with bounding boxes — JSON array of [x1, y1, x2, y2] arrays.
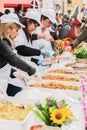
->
[[49, 107, 54, 113], [59, 107, 73, 118], [34, 97, 74, 126], [65, 108, 73, 118], [50, 109, 66, 124]]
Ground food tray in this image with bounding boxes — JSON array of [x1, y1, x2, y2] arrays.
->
[[41, 73, 80, 83], [27, 79, 80, 91], [72, 63, 87, 70], [47, 68, 87, 78], [0, 113, 31, 130], [47, 68, 80, 75], [42, 72, 80, 78], [0, 107, 32, 130]]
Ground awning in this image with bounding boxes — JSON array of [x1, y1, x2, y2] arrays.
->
[[4, 0, 33, 8]]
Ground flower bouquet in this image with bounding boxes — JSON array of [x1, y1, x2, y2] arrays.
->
[[31, 97, 74, 130]]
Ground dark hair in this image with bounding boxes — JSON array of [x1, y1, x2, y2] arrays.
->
[[67, 10, 71, 14], [20, 17, 39, 27], [17, 4, 23, 11], [41, 15, 48, 20], [15, 4, 23, 13], [28, 19, 39, 26], [4, 9, 10, 14], [63, 14, 71, 23], [23, 8, 28, 13]]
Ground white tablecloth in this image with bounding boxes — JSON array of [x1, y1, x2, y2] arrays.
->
[[12, 88, 85, 130]]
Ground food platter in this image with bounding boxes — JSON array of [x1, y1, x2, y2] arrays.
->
[[72, 63, 87, 70]]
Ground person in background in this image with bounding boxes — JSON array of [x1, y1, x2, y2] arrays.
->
[[58, 14, 72, 40], [14, 4, 24, 18], [0, 13, 36, 96], [56, 13, 63, 25], [65, 15, 87, 52], [81, 15, 87, 31], [4, 9, 11, 14], [67, 10, 72, 17], [69, 6, 81, 40], [22, 8, 28, 16], [51, 13, 63, 40]]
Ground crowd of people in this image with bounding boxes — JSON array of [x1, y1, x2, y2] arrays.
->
[[0, 4, 87, 96]]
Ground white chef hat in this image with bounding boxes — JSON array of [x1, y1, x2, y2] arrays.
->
[[0, 13, 25, 28], [24, 10, 41, 25], [41, 9, 57, 23]]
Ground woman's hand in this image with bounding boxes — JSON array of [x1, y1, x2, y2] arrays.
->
[[44, 35, 54, 42], [37, 33, 54, 42]]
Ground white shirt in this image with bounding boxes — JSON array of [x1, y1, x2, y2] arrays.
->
[[32, 26, 53, 51], [14, 29, 32, 61]]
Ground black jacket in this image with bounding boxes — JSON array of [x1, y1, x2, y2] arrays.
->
[[16, 45, 40, 56], [59, 23, 72, 40], [0, 38, 36, 76]]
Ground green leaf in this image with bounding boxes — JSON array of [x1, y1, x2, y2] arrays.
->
[[32, 109, 47, 122], [73, 47, 87, 58]]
